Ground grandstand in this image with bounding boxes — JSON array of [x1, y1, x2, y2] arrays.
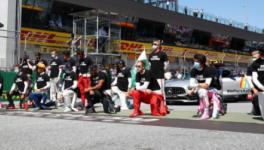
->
[[1, 0, 264, 72]]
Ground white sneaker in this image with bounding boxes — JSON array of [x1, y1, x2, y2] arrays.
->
[[71, 107, 78, 112], [212, 109, 219, 119], [63, 107, 72, 112], [121, 106, 129, 110]]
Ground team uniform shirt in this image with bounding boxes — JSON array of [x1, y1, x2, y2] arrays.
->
[[136, 70, 160, 91], [116, 67, 131, 92], [20, 61, 33, 75], [63, 58, 76, 71], [91, 71, 107, 92], [36, 73, 50, 89], [149, 50, 168, 79], [14, 74, 28, 93], [251, 58, 264, 90], [49, 58, 62, 78], [78, 57, 93, 74], [191, 66, 220, 89], [64, 72, 77, 89]]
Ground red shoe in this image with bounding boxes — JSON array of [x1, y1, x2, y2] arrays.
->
[[151, 113, 160, 116], [24, 102, 28, 111], [7, 105, 16, 109], [129, 111, 144, 118]]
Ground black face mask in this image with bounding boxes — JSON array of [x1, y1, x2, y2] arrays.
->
[[65, 70, 71, 75], [91, 71, 98, 76], [116, 66, 121, 72]]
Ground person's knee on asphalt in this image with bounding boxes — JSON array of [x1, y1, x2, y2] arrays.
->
[[7, 70, 29, 110], [62, 66, 78, 112], [31, 63, 50, 111], [84, 65, 108, 114], [129, 61, 164, 117], [111, 59, 132, 110], [189, 53, 220, 120], [77, 50, 93, 106]]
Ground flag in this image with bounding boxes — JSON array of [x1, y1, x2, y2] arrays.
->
[[240, 75, 250, 90], [130, 49, 150, 88]]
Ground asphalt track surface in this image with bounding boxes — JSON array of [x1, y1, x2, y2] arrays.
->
[[0, 110, 263, 134], [0, 102, 263, 150]]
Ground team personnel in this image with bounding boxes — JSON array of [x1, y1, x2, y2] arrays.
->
[[189, 54, 219, 119], [251, 48, 264, 116], [149, 40, 169, 100], [63, 51, 76, 73], [129, 61, 167, 117], [84, 65, 108, 114], [49, 51, 62, 103], [247, 48, 262, 115], [29, 63, 50, 111], [19, 55, 34, 77], [62, 67, 78, 112], [7, 70, 29, 110], [111, 59, 131, 110], [77, 51, 93, 106], [30, 53, 48, 72]]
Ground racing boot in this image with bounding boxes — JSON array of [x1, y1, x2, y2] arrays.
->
[[129, 90, 143, 117], [200, 108, 210, 120], [24, 101, 28, 111]]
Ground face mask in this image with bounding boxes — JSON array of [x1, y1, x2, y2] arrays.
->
[[65, 69, 71, 75], [193, 62, 201, 70], [14, 68, 19, 73], [251, 57, 258, 62], [51, 54, 56, 58], [152, 45, 158, 50]]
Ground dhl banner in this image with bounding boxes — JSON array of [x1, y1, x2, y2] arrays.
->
[[20, 28, 251, 63], [20, 28, 97, 49], [21, 27, 71, 47], [117, 40, 251, 63]]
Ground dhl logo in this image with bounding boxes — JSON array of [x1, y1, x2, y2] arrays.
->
[[120, 40, 173, 53], [19, 28, 251, 63], [20, 28, 71, 47], [120, 42, 144, 51]]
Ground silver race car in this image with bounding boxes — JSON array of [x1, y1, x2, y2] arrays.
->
[[165, 70, 250, 103]]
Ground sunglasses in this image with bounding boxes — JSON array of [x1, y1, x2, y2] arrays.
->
[[136, 65, 142, 68]]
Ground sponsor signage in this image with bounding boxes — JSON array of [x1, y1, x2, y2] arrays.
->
[[20, 28, 251, 63]]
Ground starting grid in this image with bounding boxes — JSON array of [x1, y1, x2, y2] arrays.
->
[[0, 111, 160, 124]]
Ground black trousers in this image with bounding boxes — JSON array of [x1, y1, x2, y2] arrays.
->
[[7, 91, 26, 106], [252, 96, 261, 115], [86, 90, 104, 109]]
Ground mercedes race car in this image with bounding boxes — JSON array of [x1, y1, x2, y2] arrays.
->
[[165, 70, 250, 103]]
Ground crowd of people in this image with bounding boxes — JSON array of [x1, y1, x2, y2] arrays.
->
[[0, 39, 263, 120], [0, 40, 168, 117]]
